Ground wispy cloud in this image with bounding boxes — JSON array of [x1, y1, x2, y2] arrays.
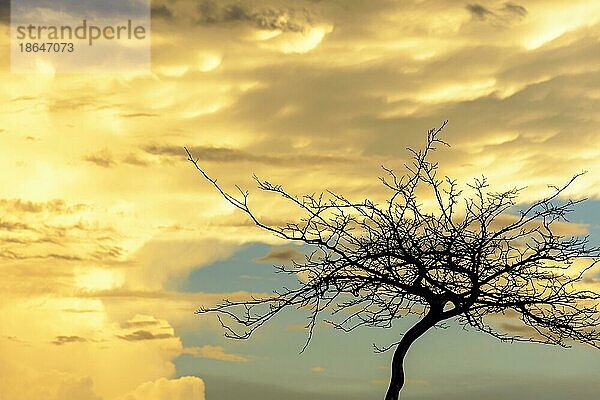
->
[[183, 345, 250, 363]]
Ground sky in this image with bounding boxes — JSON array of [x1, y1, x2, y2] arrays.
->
[[1, 0, 600, 399]]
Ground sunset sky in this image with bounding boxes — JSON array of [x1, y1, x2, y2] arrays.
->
[[1, 1, 600, 399]]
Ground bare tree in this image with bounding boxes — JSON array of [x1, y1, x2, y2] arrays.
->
[[186, 121, 600, 400]]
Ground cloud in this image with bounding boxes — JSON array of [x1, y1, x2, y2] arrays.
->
[[119, 112, 159, 118], [55, 376, 103, 400], [52, 335, 88, 345], [503, 2, 527, 17], [122, 153, 151, 166], [183, 345, 250, 362], [257, 23, 333, 54], [122, 316, 162, 328], [0, 364, 103, 400], [255, 247, 304, 263], [116, 315, 177, 341], [499, 322, 535, 335], [0, 198, 127, 288], [151, 4, 174, 19], [0, 225, 121, 268], [0, 304, 187, 399], [62, 308, 101, 314], [145, 144, 349, 166], [84, 149, 115, 168], [146, 144, 262, 162], [466, 3, 495, 20], [197, 1, 312, 32], [116, 377, 205, 400], [465, 2, 527, 24], [117, 330, 175, 341], [126, 238, 238, 290], [252, 8, 311, 33], [0, 199, 72, 213], [0, 219, 33, 231]]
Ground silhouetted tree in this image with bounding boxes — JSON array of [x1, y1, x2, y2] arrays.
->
[[186, 122, 600, 400]]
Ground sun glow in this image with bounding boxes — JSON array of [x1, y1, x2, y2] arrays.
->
[[75, 268, 123, 291]]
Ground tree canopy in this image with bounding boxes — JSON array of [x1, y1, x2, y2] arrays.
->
[[186, 122, 600, 400]]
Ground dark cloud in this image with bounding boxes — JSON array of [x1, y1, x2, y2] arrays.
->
[[117, 330, 174, 341], [197, 0, 311, 32], [84, 149, 115, 168], [144, 144, 349, 166], [466, 2, 527, 23], [198, 0, 219, 23], [151, 4, 173, 19], [253, 8, 310, 32], [148, 144, 265, 163], [52, 335, 87, 345], [466, 3, 494, 20], [255, 247, 304, 263], [503, 2, 527, 17], [223, 4, 249, 23]]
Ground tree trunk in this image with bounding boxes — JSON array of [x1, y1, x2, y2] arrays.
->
[[384, 313, 437, 400]]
